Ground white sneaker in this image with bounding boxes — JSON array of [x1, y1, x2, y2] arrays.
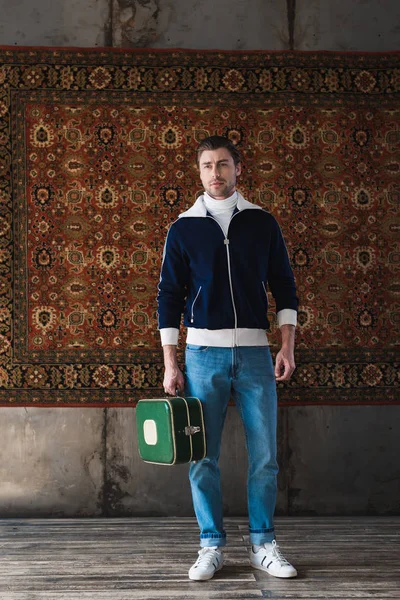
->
[[188, 547, 224, 581], [250, 540, 297, 578]]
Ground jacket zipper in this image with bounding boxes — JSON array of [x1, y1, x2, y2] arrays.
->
[[207, 213, 242, 347], [190, 285, 202, 323]]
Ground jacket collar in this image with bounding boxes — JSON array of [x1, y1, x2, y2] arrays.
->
[[178, 191, 263, 218]]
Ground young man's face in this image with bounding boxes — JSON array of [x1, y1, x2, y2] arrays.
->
[[198, 148, 241, 200]]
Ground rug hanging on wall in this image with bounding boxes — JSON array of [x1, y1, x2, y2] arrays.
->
[[0, 47, 398, 406]]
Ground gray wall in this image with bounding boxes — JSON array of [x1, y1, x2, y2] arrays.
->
[[1, 0, 399, 50], [0, 0, 399, 517], [1, 405, 399, 517]]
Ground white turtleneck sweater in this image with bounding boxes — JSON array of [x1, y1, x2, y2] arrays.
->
[[160, 190, 297, 347], [203, 190, 238, 235]]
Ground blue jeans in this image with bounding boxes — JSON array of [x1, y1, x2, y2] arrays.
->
[[184, 344, 278, 548]]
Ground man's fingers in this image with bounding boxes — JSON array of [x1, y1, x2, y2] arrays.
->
[[275, 358, 296, 381], [164, 382, 178, 395], [275, 358, 286, 379], [163, 373, 185, 395]]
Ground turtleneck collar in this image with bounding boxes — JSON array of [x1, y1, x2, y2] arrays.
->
[[203, 190, 238, 215]]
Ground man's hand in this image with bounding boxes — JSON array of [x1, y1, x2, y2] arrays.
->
[[275, 347, 296, 381], [162, 345, 185, 396], [163, 366, 185, 396], [275, 324, 296, 382]]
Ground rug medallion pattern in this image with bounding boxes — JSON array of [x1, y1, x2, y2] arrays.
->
[[0, 49, 398, 404]]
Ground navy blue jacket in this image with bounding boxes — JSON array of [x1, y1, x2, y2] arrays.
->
[[157, 193, 298, 332]]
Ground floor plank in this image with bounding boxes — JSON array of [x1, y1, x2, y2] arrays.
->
[[0, 517, 399, 599]]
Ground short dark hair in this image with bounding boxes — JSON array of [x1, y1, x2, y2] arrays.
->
[[196, 135, 241, 167]]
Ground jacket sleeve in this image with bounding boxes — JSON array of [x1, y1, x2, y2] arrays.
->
[[157, 223, 189, 331], [267, 217, 298, 315]]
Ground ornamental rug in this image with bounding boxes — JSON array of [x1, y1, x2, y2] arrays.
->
[[0, 47, 398, 406]]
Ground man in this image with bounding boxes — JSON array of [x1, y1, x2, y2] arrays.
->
[[157, 136, 298, 581]]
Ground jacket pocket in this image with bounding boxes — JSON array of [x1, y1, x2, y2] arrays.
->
[[262, 281, 268, 299], [190, 286, 202, 323], [261, 281, 270, 312]]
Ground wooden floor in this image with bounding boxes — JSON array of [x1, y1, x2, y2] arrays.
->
[[0, 517, 399, 599]]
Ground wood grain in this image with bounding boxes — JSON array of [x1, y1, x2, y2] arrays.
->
[[0, 517, 399, 599]]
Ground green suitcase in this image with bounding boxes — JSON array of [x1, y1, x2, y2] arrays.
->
[[136, 396, 206, 465]]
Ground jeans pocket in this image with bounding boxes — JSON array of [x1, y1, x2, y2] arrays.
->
[[186, 344, 209, 352]]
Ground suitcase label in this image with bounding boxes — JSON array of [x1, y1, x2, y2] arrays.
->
[[143, 419, 158, 445]]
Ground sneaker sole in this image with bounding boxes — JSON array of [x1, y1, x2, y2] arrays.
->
[[250, 562, 297, 578], [188, 563, 224, 581]]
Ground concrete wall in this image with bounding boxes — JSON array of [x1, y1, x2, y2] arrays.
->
[[1, 405, 399, 517], [1, 0, 399, 50], [0, 0, 399, 517]]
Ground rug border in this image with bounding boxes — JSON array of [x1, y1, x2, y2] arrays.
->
[[0, 44, 400, 56]]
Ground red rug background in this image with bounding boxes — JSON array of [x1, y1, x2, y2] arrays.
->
[[0, 47, 398, 405]]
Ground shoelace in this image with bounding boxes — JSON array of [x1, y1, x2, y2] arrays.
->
[[195, 548, 220, 568], [271, 540, 291, 566]]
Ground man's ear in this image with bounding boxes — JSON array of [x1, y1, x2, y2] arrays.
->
[[236, 162, 242, 176]]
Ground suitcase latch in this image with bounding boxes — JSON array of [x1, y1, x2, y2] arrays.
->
[[185, 425, 201, 436]]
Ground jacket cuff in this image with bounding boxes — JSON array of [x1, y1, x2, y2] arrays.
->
[[277, 309, 297, 328], [160, 328, 179, 346]]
